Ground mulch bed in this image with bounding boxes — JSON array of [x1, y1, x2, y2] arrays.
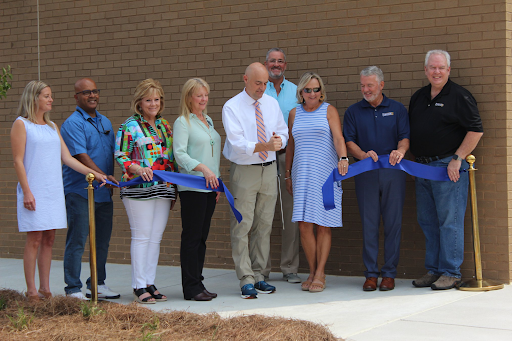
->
[[0, 289, 341, 340]]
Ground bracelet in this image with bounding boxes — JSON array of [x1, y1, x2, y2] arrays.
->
[[133, 165, 143, 174], [284, 177, 291, 180]]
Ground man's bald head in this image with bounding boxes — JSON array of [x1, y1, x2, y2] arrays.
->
[[74, 78, 99, 115], [74, 78, 96, 93], [244, 63, 269, 101]]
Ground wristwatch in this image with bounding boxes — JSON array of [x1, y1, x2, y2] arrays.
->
[[452, 154, 463, 161], [339, 156, 349, 162]]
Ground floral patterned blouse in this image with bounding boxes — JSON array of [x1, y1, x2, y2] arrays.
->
[[115, 113, 178, 198]]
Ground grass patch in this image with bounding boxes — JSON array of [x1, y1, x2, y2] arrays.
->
[[0, 289, 340, 340]]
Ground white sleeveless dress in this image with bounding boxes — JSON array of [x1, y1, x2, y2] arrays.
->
[[16, 117, 67, 232]]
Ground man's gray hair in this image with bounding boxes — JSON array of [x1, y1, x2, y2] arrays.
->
[[360, 66, 384, 83], [266, 48, 287, 62], [425, 50, 451, 67]]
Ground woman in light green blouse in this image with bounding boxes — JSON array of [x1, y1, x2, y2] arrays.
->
[[173, 78, 221, 301]]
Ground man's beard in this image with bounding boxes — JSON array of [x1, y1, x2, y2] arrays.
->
[[268, 69, 285, 79]]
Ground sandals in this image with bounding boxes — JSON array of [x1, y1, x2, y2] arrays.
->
[[25, 292, 40, 302], [133, 288, 156, 304], [38, 289, 52, 299], [146, 285, 167, 302], [301, 277, 314, 291], [309, 276, 326, 293]]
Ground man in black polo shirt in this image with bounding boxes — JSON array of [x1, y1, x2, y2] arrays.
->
[[409, 50, 483, 290]]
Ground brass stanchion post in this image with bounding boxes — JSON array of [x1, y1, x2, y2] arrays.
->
[[86, 173, 99, 302], [459, 155, 503, 291]]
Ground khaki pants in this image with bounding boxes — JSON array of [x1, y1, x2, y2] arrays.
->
[[230, 162, 278, 288], [263, 151, 300, 276]]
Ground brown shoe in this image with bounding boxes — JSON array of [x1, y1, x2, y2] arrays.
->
[[379, 277, 395, 291], [363, 277, 378, 291]]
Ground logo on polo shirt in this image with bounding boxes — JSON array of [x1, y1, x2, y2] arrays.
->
[[435, 103, 444, 107], [382, 112, 394, 117]]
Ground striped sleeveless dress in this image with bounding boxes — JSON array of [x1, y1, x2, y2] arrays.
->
[[291, 102, 342, 227]]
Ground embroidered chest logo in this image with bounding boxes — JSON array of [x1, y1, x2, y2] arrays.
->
[[382, 112, 394, 117], [435, 103, 444, 107]]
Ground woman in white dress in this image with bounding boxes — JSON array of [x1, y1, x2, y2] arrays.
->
[[11, 80, 107, 302], [285, 72, 348, 293]]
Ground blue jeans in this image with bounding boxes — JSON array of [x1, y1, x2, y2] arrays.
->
[[415, 156, 469, 278], [64, 193, 114, 294]]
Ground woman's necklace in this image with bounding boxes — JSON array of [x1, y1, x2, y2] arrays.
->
[[194, 114, 214, 157]]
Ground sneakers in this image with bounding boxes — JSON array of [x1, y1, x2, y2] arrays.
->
[[241, 284, 258, 299], [67, 292, 88, 300], [283, 273, 301, 283], [412, 273, 441, 288], [431, 275, 461, 290], [86, 285, 121, 299], [254, 281, 276, 294]]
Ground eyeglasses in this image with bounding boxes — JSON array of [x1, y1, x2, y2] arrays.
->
[[267, 59, 285, 64], [303, 87, 321, 93], [76, 89, 100, 96]]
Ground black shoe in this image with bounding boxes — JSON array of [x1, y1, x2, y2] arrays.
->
[[186, 292, 212, 301], [203, 289, 217, 298]]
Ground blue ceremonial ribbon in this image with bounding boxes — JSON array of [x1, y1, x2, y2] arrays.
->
[[322, 155, 461, 211], [101, 171, 242, 223]]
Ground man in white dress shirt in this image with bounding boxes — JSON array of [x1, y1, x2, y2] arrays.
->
[[222, 62, 289, 299]]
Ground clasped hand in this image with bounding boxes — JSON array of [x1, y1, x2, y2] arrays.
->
[[268, 133, 282, 151]]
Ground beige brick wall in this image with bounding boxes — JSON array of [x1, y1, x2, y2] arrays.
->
[[1, 0, 510, 282]]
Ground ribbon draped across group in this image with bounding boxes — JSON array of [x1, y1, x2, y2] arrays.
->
[[322, 155, 460, 211], [101, 171, 243, 223]]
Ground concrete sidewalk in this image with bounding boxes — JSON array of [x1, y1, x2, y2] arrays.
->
[[1, 258, 511, 340]]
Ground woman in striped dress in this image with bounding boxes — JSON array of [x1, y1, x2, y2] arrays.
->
[[285, 72, 348, 293], [115, 79, 178, 304]]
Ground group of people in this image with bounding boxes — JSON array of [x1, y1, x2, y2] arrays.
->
[[12, 76, 221, 303], [11, 47, 483, 303]]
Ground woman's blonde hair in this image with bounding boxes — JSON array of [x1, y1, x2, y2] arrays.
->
[[179, 78, 210, 124], [296, 71, 327, 104], [17, 80, 54, 128], [131, 79, 165, 117]]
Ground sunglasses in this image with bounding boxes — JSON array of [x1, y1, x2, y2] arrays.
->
[[303, 87, 321, 93]]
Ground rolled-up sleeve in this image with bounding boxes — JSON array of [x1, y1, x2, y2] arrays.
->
[[173, 118, 201, 172], [222, 103, 256, 156]]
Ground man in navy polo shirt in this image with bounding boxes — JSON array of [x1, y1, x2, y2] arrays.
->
[[262, 48, 301, 284], [343, 66, 410, 292], [61, 78, 119, 300], [409, 50, 483, 290]]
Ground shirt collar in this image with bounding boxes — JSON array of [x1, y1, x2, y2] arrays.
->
[[360, 94, 390, 108], [425, 78, 452, 99], [134, 112, 162, 123], [76, 106, 101, 120], [190, 112, 211, 122], [242, 88, 260, 105], [268, 77, 288, 90]]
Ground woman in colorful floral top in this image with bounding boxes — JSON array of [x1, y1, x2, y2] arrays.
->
[[115, 78, 177, 304]]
